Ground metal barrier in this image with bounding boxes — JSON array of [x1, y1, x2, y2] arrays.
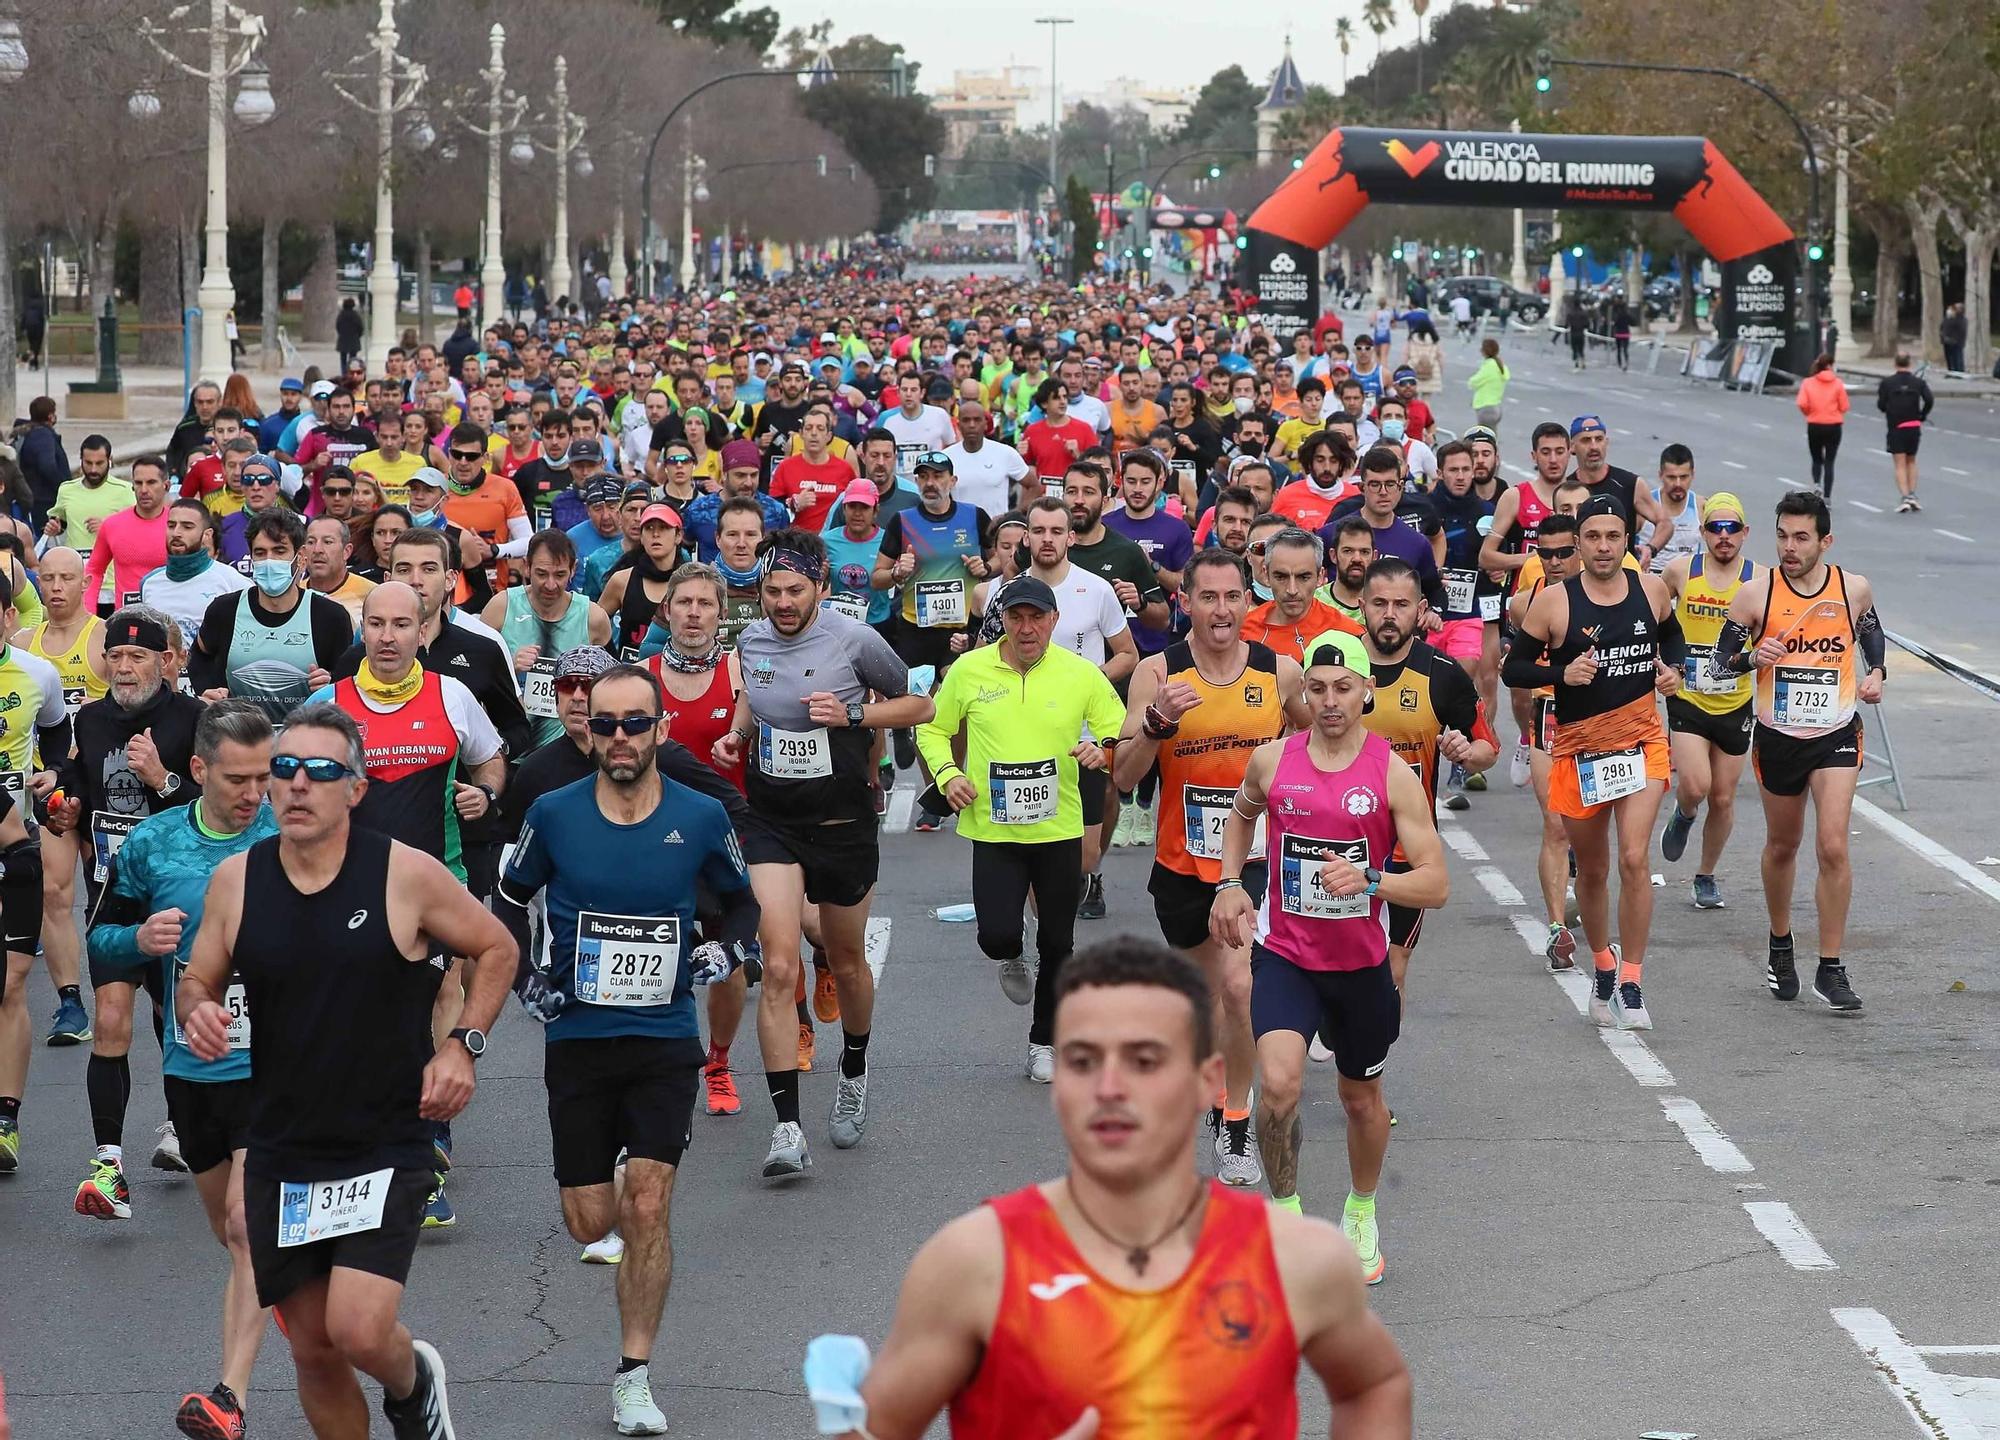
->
[[1852, 631, 2000, 813]]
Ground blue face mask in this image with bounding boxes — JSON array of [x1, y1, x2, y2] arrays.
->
[[1380, 418, 1407, 443], [251, 559, 296, 597], [1252, 580, 1273, 603]]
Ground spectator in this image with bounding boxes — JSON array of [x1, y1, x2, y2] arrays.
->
[[17, 395, 67, 529], [334, 296, 364, 371], [1940, 302, 1967, 375]]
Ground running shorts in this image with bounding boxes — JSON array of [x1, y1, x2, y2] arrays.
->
[[1666, 696, 1753, 757], [1079, 767, 1107, 829], [1885, 424, 1921, 457], [544, 1034, 704, 1187], [1249, 945, 1400, 1082], [1, 842, 43, 955], [740, 814, 880, 909], [1148, 861, 1268, 952], [889, 616, 962, 676], [163, 1076, 255, 1176], [1433, 617, 1483, 662], [245, 1165, 431, 1310], [1548, 737, 1670, 820], [1753, 716, 1861, 798]]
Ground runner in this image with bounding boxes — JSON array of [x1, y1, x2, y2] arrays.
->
[[1504, 496, 1683, 1030], [1648, 444, 1702, 574], [1506, 513, 1586, 969], [597, 506, 686, 659], [1211, 629, 1448, 1277], [85, 454, 173, 616], [188, 510, 353, 722], [1564, 414, 1672, 563], [1113, 547, 1307, 1187], [712, 529, 933, 1179], [1425, 442, 1498, 807], [915, 574, 1124, 1082], [178, 702, 514, 1440], [1316, 516, 1375, 627], [480, 530, 612, 747], [142, 499, 251, 678], [1479, 422, 1564, 786], [829, 936, 1412, 1439], [1657, 492, 1758, 909], [496, 663, 757, 1436], [1714, 489, 1884, 1010], [1244, 528, 1359, 663]]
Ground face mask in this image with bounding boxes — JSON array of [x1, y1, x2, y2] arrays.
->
[[1252, 580, 1273, 603], [411, 505, 449, 529], [1380, 418, 1407, 443], [1233, 396, 1254, 415], [252, 560, 296, 597], [1237, 439, 1264, 458]]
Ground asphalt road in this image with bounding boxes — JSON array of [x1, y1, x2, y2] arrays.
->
[[6, 307, 2000, 1440]]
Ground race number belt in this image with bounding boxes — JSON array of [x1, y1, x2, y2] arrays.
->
[[91, 811, 140, 885], [1683, 644, 1739, 696], [1443, 568, 1478, 616], [913, 579, 966, 629], [826, 592, 869, 622]]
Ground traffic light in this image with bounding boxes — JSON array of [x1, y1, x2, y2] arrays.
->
[[1141, 245, 1154, 258], [1571, 245, 1584, 259], [1290, 156, 1304, 170], [1534, 50, 1552, 93], [1235, 234, 1248, 249], [1207, 164, 1222, 179], [1806, 239, 1825, 262]]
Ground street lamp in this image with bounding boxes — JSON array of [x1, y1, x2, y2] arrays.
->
[[678, 132, 709, 291], [329, 0, 426, 374], [442, 22, 527, 333], [1035, 16, 1073, 264], [127, 84, 163, 121], [138, 0, 274, 384], [517, 55, 590, 308], [0, 4, 26, 430]]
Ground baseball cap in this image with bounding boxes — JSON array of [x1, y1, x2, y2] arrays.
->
[[1701, 491, 1746, 524], [1392, 366, 1418, 383], [816, 355, 842, 371], [406, 466, 448, 492], [279, 377, 305, 393], [308, 380, 337, 400], [639, 502, 684, 528], [621, 480, 653, 503], [1575, 493, 1628, 528], [561, 439, 603, 468], [1461, 424, 1498, 446], [995, 575, 1058, 614], [1569, 414, 1607, 437], [819, 331, 838, 343], [912, 449, 953, 474], [554, 645, 618, 682], [1303, 629, 1370, 676], [583, 476, 623, 506], [720, 439, 762, 471], [778, 361, 808, 378], [839, 479, 881, 508]]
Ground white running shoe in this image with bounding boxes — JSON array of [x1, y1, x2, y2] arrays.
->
[[1026, 1043, 1054, 1083], [1308, 1035, 1334, 1064], [829, 1072, 869, 1149], [151, 1120, 189, 1174], [612, 1364, 669, 1436], [762, 1121, 811, 1179], [1509, 741, 1532, 788], [580, 1234, 625, 1264]]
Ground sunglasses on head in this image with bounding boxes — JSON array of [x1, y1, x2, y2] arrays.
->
[[1703, 519, 1745, 535], [271, 755, 355, 782], [449, 449, 485, 462], [587, 714, 660, 737], [1537, 545, 1578, 562]]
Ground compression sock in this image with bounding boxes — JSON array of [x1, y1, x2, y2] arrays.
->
[[617, 1357, 647, 1375], [840, 1029, 870, 1079], [1272, 1194, 1303, 1214], [1345, 1190, 1377, 1218], [766, 1070, 801, 1125], [85, 1053, 131, 1150]]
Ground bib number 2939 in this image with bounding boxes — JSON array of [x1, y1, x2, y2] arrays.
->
[[758, 724, 832, 779]]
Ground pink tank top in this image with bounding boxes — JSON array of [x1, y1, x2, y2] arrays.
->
[[1255, 731, 1396, 972]]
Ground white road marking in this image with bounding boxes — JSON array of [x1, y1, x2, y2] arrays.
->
[[1942, 465, 1971, 476], [1720, 459, 1749, 470], [864, 916, 892, 981], [1744, 1201, 1837, 1270], [1438, 823, 1489, 860], [1475, 866, 1525, 907], [1933, 528, 1976, 544], [1601, 1029, 1675, 1087], [1703, 410, 1723, 420], [1849, 499, 1884, 513], [884, 786, 915, 834], [1853, 796, 2000, 907], [1550, 965, 1591, 1015], [1750, 420, 1772, 430], [1511, 913, 1549, 955], [1660, 1096, 1754, 1172], [1834, 1307, 2000, 1439]]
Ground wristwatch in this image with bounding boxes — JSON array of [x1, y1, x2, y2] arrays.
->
[[846, 701, 867, 728], [154, 772, 182, 798], [449, 1027, 487, 1059], [474, 782, 498, 808], [1362, 867, 1383, 897]]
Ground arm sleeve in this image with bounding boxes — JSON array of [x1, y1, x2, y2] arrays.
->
[[1501, 629, 1559, 690], [1656, 609, 1687, 665], [1856, 607, 1886, 672], [497, 800, 553, 904], [1712, 618, 1753, 674], [1430, 656, 1481, 734]]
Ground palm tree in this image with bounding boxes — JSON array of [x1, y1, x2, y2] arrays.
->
[[1411, 0, 1431, 97], [1335, 16, 1355, 94], [1363, 0, 1392, 107]]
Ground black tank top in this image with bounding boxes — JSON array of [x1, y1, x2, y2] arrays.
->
[[616, 567, 669, 658], [1551, 571, 1660, 725], [235, 827, 445, 1180]]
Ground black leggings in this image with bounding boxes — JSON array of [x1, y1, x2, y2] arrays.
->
[[1806, 423, 1843, 496], [971, 837, 1082, 1046]]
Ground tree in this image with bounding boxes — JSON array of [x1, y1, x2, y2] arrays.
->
[[649, 0, 780, 56], [1064, 174, 1098, 283], [1364, 0, 1393, 106], [1336, 18, 1355, 93], [801, 79, 943, 231], [1412, 0, 1431, 98], [1173, 65, 1258, 150]]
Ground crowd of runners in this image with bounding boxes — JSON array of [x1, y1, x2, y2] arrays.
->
[[0, 264, 1890, 1439]]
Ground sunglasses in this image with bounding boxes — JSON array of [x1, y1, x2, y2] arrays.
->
[[507, 422, 531, 431], [553, 675, 597, 695], [587, 714, 660, 737], [322, 485, 355, 498], [1537, 545, 1578, 562], [271, 755, 355, 782], [664, 453, 694, 464], [1703, 520, 1745, 535], [449, 449, 485, 462], [243, 473, 278, 487]]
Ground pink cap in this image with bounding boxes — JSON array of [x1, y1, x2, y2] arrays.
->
[[639, 503, 683, 529], [840, 479, 881, 507]]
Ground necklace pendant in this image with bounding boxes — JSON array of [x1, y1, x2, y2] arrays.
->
[[1127, 1247, 1150, 1276]]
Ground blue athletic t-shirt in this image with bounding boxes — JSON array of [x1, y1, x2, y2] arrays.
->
[[503, 773, 749, 1043]]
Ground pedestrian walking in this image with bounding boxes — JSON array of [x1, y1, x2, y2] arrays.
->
[[20, 294, 45, 371], [1940, 302, 1967, 375], [1467, 338, 1508, 432], [334, 298, 364, 374], [1795, 354, 1850, 498], [1611, 298, 1633, 370], [1564, 295, 1587, 371]]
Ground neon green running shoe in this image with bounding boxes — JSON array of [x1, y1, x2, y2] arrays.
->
[[1343, 1201, 1385, 1285], [75, 1157, 131, 1219]]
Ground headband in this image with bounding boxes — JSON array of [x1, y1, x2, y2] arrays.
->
[[764, 547, 826, 583]]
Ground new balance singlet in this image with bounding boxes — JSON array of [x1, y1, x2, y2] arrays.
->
[[650, 656, 744, 793]]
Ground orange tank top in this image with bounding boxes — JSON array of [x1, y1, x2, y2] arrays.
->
[[950, 1182, 1299, 1440], [1154, 642, 1286, 880], [1755, 564, 1858, 738]]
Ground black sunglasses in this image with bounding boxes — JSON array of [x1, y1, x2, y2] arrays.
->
[[321, 485, 355, 498], [449, 449, 485, 462], [1537, 545, 1578, 562], [587, 714, 660, 737], [271, 755, 355, 782]]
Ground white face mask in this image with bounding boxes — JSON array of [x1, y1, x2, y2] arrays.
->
[[1233, 396, 1254, 415]]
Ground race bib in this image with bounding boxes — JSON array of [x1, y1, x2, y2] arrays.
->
[[758, 723, 832, 779], [1043, 476, 1065, 499], [1278, 835, 1370, 921], [913, 579, 967, 629], [1773, 665, 1839, 728], [1576, 747, 1646, 807], [1182, 784, 1235, 861], [573, 911, 681, 1006], [988, 758, 1058, 825], [170, 962, 251, 1051], [1444, 569, 1478, 616], [121, 591, 143, 608], [61, 685, 87, 717], [278, 1167, 394, 1248], [1479, 593, 1502, 623], [1683, 645, 1738, 696], [523, 657, 559, 719], [826, 592, 869, 622], [895, 443, 923, 477], [91, 811, 140, 885]]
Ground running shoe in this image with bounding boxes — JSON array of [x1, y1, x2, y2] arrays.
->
[[1443, 787, 1469, 812], [1908, 493, 1922, 512], [1133, 804, 1156, 846], [1077, 873, 1106, 920], [702, 1059, 741, 1116], [996, 956, 1035, 1006], [871, 781, 888, 816], [1465, 770, 1487, 792], [1545, 923, 1576, 971], [580, 1234, 625, 1264], [1692, 874, 1725, 909], [912, 813, 941, 833], [1814, 963, 1862, 1012], [152, 1121, 190, 1174], [612, 1364, 669, 1436], [75, 1156, 131, 1220], [381, 1338, 454, 1440], [1215, 1122, 1262, 1187], [762, 1121, 811, 1179], [432, 1127, 452, 1175], [45, 994, 91, 1046], [812, 961, 841, 1024], [829, 1072, 869, 1149], [1509, 741, 1532, 787], [421, 1178, 455, 1229], [1111, 804, 1141, 848], [1026, 1043, 1054, 1084], [0, 1117, 18, 1173], [1308, 1035, 1334, 1064], [797, 1022, 815, 1072], [1589, 959, 1617, 1028], [1660, 807, 1695, 863], [892, 727, 917, 771], [1616, 982, 1654, 1030], [1342, 1202, 1385, 1285], [1767, 942, 1799, 1001], [175, 1382, 246, 1440]]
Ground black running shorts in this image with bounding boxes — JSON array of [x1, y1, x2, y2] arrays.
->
[[163, 1076, 255, 1176], [544, 1034, 703, 1188], [1753, 716, 1861, 798], [1249, 945, 1401, 1083], [1149, 861, 1267, 952], [244, 1165, 431, 1310], [1666, 696, 1753, 757], [740, 814, 880, 909], [1884, 425, 1921, 457]]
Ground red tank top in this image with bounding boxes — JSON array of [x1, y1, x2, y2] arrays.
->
[[1514, 480, 1554, 547], [649, 656, 744, 793], [950, 1182, 1299, 1440]]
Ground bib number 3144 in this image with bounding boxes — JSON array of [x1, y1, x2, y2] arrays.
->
[[278, 1166, 394, 1248]]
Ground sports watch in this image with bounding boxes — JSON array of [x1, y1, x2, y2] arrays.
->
[[1362, 867, 1383, 897], [846, 701, 867, 728], [449, 1027, 487, 1059]]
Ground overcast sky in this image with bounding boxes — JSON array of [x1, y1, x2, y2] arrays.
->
[[763, 0, 1447, 104]]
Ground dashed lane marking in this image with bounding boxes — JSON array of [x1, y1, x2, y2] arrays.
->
[[1474, 865, 1525, 907], [884, 786, 915, 834], [1933, 528, 1976, 544], [1661, 1096, 1754, 1172], [1834, 1307, 2000, 1439], [1720, 459, 1749, 470], [864, 916, 892, 982], [1850, 499, 1884, 513], [1744, 1201, 1838, 1270], [1853, 796, 2000, 906]]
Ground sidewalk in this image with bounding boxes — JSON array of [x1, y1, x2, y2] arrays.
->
[[1834, 355, 2000, 399]]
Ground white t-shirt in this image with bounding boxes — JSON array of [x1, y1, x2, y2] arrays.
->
[[141, 559, 251, 654], [1401, 438, 1438, 482], [1042, 563, 1127, 666], [1450, 295, 1474, 324], [1067, 391, 1111, 439], [879, 405, 957, 478], [943, 439, 1030, 517]]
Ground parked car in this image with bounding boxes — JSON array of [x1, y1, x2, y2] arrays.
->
[[1440, 275, 1545, 325]]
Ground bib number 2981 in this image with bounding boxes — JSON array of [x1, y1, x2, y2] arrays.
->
[[1576, 747, 1646, 806]]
